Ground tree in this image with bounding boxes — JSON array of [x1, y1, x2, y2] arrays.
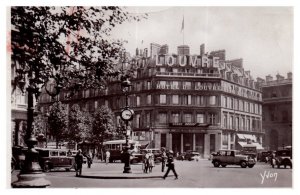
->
[[11, 6, 147, 96], [67, 104, 88, 149], [48, 101, 68, 148], [91, 105, 116, 146]]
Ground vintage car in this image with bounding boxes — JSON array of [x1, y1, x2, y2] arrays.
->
[[274, 149, 292, 169], [185, 151, 200, 161], [37, 148, 76, 172], [211, 150, 256, 168]]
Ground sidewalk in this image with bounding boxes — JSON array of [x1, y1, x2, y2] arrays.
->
[[78, 162, 174, 179]]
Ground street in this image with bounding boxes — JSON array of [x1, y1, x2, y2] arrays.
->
[[11, 160, 292, 188]]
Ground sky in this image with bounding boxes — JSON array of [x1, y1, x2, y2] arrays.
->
[[110, 7, 293, 80]]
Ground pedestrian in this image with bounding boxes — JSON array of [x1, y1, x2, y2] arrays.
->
[[75, 149, 84, 176], [161, 148, 167, 172], [163, 150, 178, 180], [105, 150, 110, 164], [87, 153, 92, 168], [143, 150, 151, 173], [148, 152, 155, 173], [67, 149, 72, 157]]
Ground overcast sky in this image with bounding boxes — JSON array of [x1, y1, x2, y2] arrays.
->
[[110, 6, 293, 80]]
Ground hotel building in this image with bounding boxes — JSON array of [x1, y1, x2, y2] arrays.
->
[[37, 43, 264, 158]]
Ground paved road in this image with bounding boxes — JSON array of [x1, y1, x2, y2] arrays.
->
[[11, 160, 292, 188]]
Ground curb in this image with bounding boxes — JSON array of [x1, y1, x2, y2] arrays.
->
[[78, 175, 164, 179]]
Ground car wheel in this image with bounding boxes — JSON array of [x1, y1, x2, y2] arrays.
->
[[213, 161, 220, 167], [248, 164, 254, 168], [43, 164, 50, 172], [221, 164, 227, 168], [66, 168, 70, 172], [240, 161, 247, 168]]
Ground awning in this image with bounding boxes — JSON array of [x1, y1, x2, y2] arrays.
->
[[243, 134, 253, 140], [237, 134, 245, 139], [252, 142, 264, 150], [238, 141, 248, 147]]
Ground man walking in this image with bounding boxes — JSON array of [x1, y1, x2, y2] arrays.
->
[[75, 149, 84, 176], [105, 150, 110, 164], [161, 148, 167, 172], [163, 150, 178, 180]]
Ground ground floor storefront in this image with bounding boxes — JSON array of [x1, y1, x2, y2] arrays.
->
[[133, 127, 264, 159]]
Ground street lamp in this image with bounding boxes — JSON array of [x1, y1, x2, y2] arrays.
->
[[12, 63, 51, 188], [120, 77, 134, 173]]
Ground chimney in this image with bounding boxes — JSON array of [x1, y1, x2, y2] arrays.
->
[[200, 44, 205, 56], [276, 74, 284, 81], [136, 48, 139, 56], [266, 75, 273, 82], [256, 77, 265, 84], [143, 48, 148, 57], [287, 72, 292, 80]]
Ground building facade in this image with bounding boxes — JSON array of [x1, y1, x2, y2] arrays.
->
[[258, 73, 292, 150], [37, 43, 264, 158]]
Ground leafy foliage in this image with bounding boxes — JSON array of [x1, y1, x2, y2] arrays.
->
[[67, 104, 88, 143], [48, 101, 68, 148], [91, 105, 116, 145], [11, 6, 147, 96]]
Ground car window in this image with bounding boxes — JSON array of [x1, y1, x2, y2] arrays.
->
[[50, 151, 59, 156], [59, 151, 67, 156]]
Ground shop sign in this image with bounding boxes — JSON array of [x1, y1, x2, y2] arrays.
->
[[169, 123, 210, 127]]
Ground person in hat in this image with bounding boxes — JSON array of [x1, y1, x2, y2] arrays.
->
[[163, 150, 178, 180], [161, 147, 167, 172], [75, 149, 84, 176]]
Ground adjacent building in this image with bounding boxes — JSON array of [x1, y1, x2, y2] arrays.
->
[[258, 73, 292, 150]]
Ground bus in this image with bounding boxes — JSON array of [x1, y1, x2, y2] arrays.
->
[[103, 139, 141, 163]]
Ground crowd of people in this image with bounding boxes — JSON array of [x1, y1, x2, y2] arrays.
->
[[72, 147, 179, 179]]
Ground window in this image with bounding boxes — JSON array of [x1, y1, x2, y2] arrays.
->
[[241, 117, 245, 130], [158, 113, 167, 124], [183, 95, 192, 105], [183, 81, 192, 89], [209, 113, 217, 125], [159, 94, 167, 104], [172, 81, 179, 88], [172, 113, 180, 123], [172, 95, 179, 104], [136, 82, 141, 91], [196, 96, 204, 105], [247, 119, 250, 131], [229, 116, 233, 129], [136, 96, 140, 106], [250, 103, 253, 113], [135, 114, 141, 128], [147, 95, 151, 105], [160, 67, 166, 72], [223, 114, 227, 128], [224, 96, 227, 107], [147, 81, 151, 90], [94, 101, 98, 110], [184, 113, 192, 123], [209, 96, 216, 105], [222, 133, 228, 146], [146, 113, 151, 127], [235, 117, 239, 130], [239, 100, 244, 111], [196, 114, 204, 123]]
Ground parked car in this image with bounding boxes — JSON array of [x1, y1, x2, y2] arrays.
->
[[258, 151, 273, 163], [185, 151, 200, 161], [274, 149, 292, 169], [176, 152, 186, 161], [37, 148, 75, 172], [211, 150, 256, 168]]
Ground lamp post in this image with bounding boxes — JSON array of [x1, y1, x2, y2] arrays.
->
[[120, 77, 134, 173], [12, 66, 51, 188]]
